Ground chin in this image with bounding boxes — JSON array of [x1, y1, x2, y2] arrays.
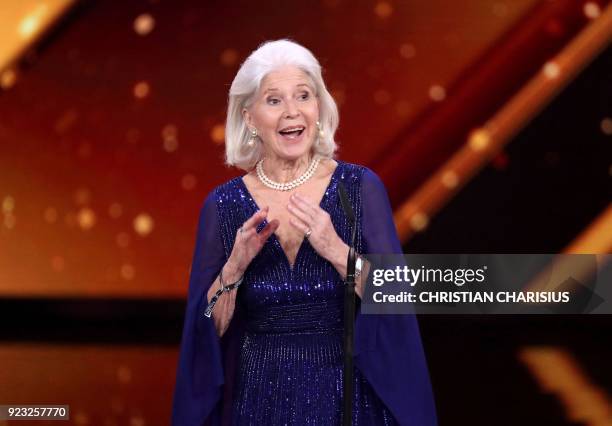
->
[[276, 139, 314, 160]]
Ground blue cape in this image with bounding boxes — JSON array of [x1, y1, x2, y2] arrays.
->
[[171, 165, 437, 425]]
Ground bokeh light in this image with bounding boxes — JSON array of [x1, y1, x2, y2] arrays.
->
[[429, 85, 446, 102], [399, 43, 416, 59], [0, 69, 17, 89], [395, 100, 412, 117], [133, 213, 154, 236], [2, 196, 15, 213], [583, 2, 601, 19], [109, 203, 123, 219], [600, 117, 612, 135], [120, 263, 135, 280], [162, 124, 179, 152], [374, 1, 393, 18], [77, 208, 96, 230], [3, 214, 16, 229], [130, 416, 145, 426], [51, 255, 65, 272], [19, 4, 48, 39], [74, 188, 91, 205], [210, 124, 225, 144], [43, 207, 58, 223], [543, 61, 561, 79], [181, 174, 197, 191], [220, 48, 239, 67], [163, 138, 179, 153], [117, 365, 132, 384], [469, 128, 491, 151], [73, 411, 89, 425], [410, 212, 429, 232], [133, 81, 150, 99], [133, 13, 155, 36], [373, 89, 391, 105], [441, 170, 459, 189], [492, 2, 509, 18], [116, 232, 130, 248]]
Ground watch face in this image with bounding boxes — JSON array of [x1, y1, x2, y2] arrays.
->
[[355, 257, 363, 276]]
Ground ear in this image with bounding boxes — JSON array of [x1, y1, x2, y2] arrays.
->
[[242, 108, 254, 129]]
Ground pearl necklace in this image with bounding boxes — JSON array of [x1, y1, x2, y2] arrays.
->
[[256, 157, 321, 191]]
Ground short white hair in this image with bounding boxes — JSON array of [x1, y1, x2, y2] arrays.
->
[[225, 39, 339, 171]]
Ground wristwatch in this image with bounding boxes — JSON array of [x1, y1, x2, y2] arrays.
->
[[355, 255, 363, 279]]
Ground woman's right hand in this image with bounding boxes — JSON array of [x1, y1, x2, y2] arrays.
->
[[207, 207, 278, 337], [226, 206, 280, 276]]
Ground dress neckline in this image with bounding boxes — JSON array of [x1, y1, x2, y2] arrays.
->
[[237, 159, 343, 273]]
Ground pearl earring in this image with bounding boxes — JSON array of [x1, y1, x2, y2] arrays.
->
[[247, 128, 258, 147], [316, 121, 324, 140]]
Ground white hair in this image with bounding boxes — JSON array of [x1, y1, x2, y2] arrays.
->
[[224, 39, 339, 171]]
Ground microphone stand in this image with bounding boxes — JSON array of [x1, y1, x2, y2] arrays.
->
[[338, 182, 356, 426]]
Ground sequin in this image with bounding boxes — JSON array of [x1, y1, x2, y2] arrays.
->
[[214, 161, 397, 425]]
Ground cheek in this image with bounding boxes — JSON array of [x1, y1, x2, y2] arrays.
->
[[261, 114, 276, 131], [309, 102, 320, 118], [251, 107, 279, 131]]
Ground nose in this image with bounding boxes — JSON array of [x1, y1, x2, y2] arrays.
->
[[284, 99, 300, 118]]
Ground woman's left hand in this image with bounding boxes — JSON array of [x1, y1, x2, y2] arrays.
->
[[287, 193, 348, 264]]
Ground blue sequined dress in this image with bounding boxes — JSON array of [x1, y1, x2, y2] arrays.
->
[[172, 161, 437, 426]]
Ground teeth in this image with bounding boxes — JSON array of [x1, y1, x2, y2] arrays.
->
[[279, 126, 305, 132]]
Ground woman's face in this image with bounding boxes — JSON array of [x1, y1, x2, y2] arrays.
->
[[244, 65, 320, 162]]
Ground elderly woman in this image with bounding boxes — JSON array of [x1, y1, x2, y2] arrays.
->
[[172, 40, 436, 425]]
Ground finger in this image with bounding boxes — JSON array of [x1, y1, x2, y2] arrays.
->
[[268, 218, 280, 232], [290, 194, 317, 217], [289, 197, 317, 219], [287, 202, 313, 226], [242, 206, 269, 231], [289, 217, 309, 234], [258, 219, 279, 242], [239, 227, 257, 241]]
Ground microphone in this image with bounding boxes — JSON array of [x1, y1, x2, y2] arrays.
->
[[338, 181, 355, 223], [338, 182, 356, 249], [337, 181, 356, 426]]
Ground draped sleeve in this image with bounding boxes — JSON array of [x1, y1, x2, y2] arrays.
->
[[172, 190, 241, 426], [354, 167, 438, 426]]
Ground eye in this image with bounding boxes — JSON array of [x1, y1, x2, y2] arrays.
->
[[266, 97, 281, 105], [298, 91, 310, 101]]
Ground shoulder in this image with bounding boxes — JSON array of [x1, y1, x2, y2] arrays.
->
[[334, 159, 363, 175], [337, 162, 390, 204], [360, 166, 385, 188], [213, 175, 244, 195], [334, 160, 384, 187], [200, 175, 245, 212]]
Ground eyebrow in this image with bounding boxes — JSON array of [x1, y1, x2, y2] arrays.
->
[[263, 84, 313, 94]]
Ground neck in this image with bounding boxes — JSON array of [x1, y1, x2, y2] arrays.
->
[[262, 153, 315, 183]]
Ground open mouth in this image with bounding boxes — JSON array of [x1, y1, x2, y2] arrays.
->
[[278, 125, 305, 139]]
